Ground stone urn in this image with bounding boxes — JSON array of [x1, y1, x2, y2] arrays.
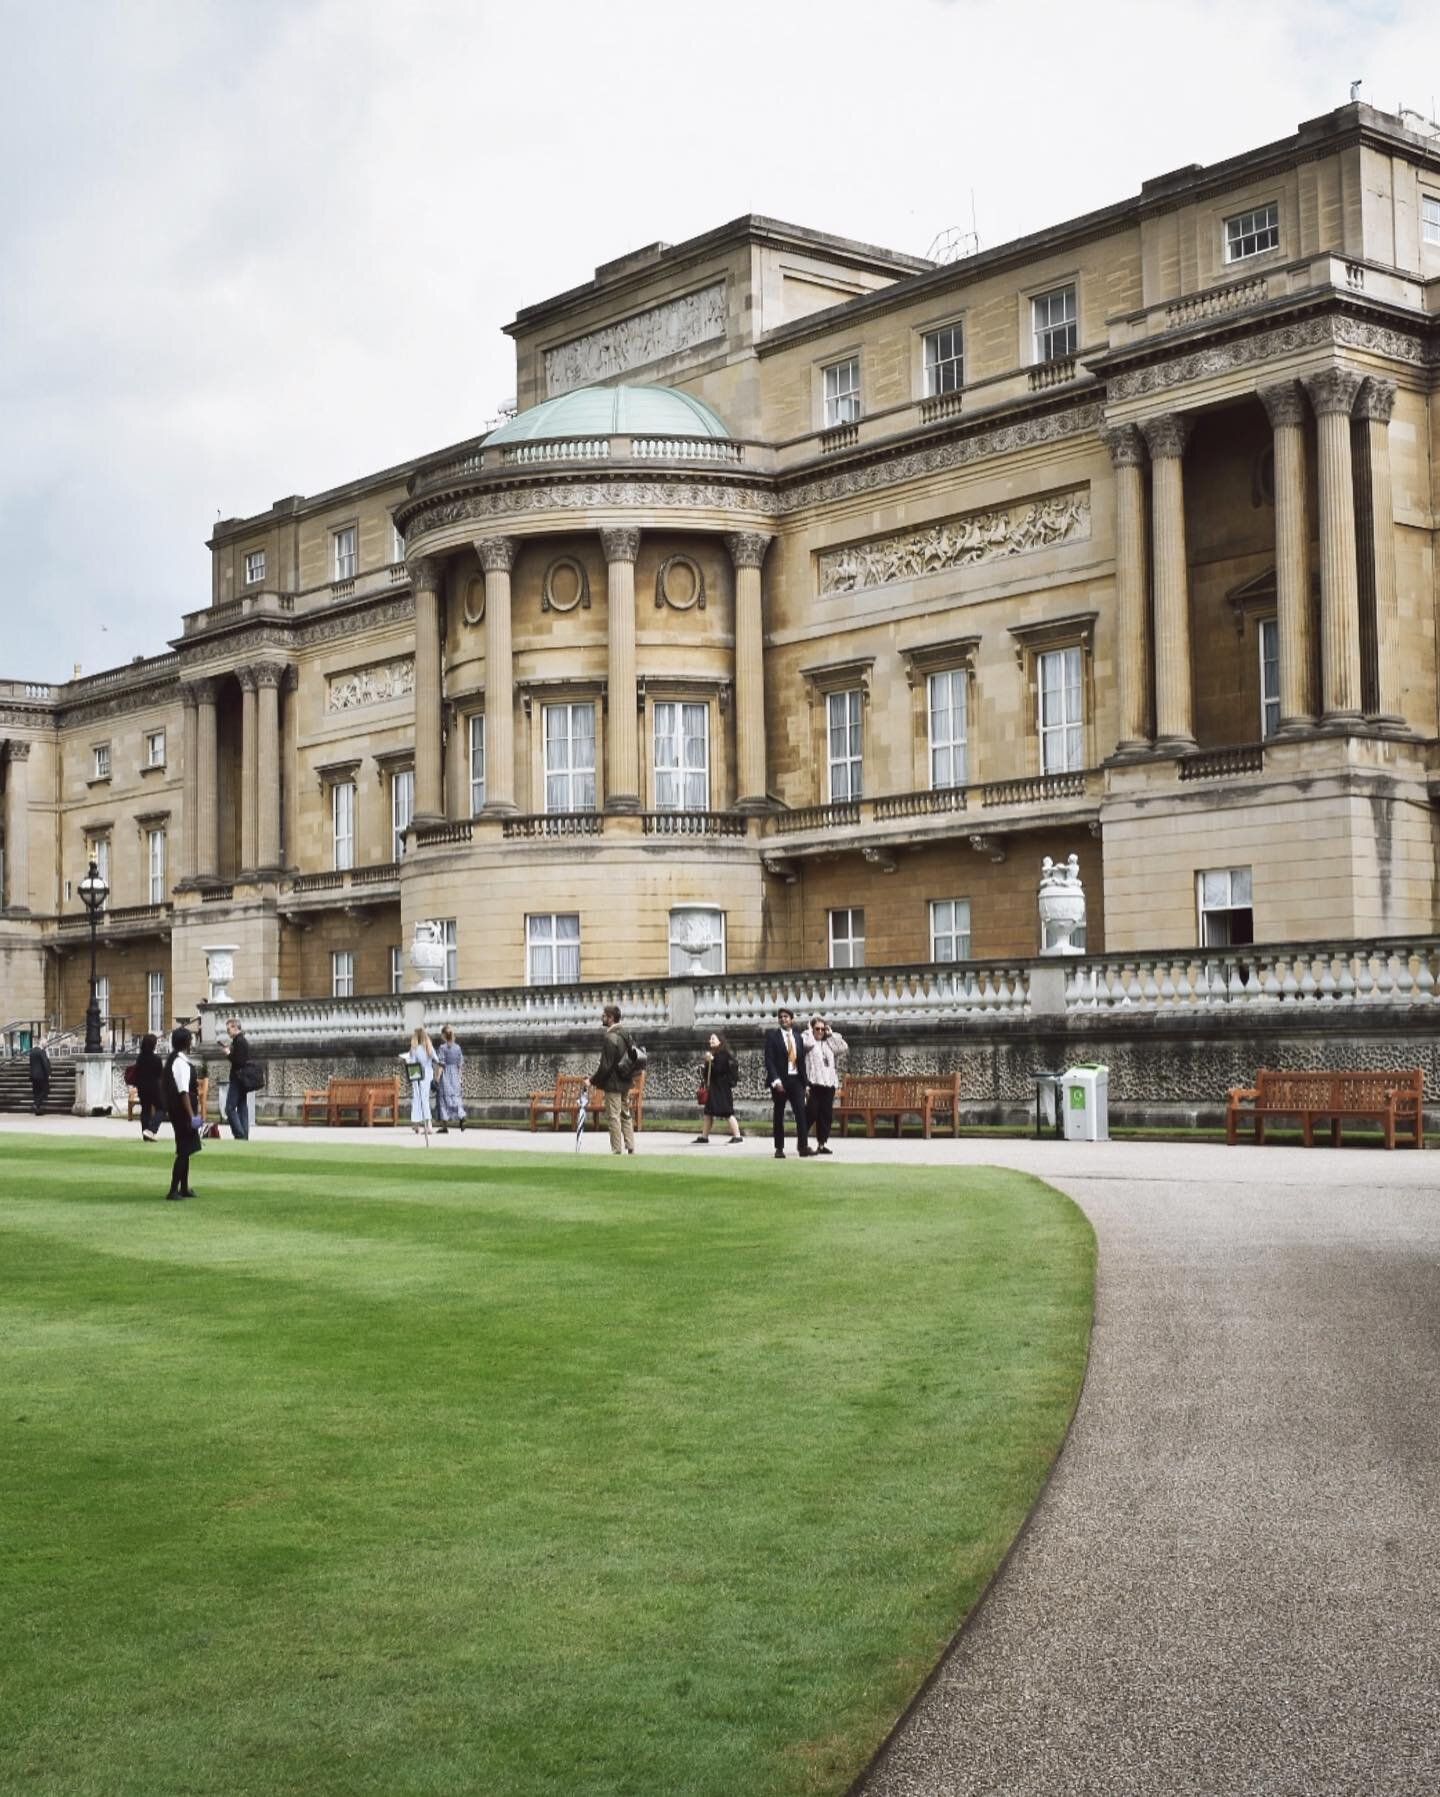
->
[[671, 912, 720, 973], [203, 945, 238, 1004], [1037, 855, 1086, 956], [410, 920, 447, 992]]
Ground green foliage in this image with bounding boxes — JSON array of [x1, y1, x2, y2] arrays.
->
[[0, 1138, 1093, 1797]]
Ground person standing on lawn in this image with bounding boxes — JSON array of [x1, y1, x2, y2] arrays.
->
[[133, 1033, 166, 1141], [221, 1017, 254, 1140], [435, 1026, 466, 1133], [164, 1026, 202, 1200], [763, 1008, 810, 1159], [592, 1004, 639, 1156], [801, 1016, 848, 1156], [27, 1042, 50, 1115], [693, 1032, 742, 1145]]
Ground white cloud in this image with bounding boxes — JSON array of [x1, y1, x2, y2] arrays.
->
[[1, 0, 1436, 677]]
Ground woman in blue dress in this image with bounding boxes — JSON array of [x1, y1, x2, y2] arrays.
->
[[400, 1027, 439, 1134], [436, 1026, 466, 1133]]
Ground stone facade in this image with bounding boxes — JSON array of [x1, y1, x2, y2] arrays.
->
[[2, 101, 1439, 1039]]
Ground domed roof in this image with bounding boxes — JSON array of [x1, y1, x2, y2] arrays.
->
[[487, 383, 731, 444]]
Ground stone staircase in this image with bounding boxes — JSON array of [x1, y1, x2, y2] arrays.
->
[[0, 1057, 79, 1114]]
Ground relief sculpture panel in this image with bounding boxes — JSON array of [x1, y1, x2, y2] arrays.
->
[[818, 488, 1090, 597], [326, 658, 415, 712], [544, 282, 727, 396]]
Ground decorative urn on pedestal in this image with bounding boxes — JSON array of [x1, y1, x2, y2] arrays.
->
[[410, 920, 447, 992], [203, 945, 238, 1004], [1037, 855, 1086, 955]]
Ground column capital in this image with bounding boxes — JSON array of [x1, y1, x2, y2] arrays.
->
[[1139, 413, 1192, 460], [1258, 380, 1306, 429], [253, 659, 291, 689], [179, 675, 220, 705], [724, 530, 775, 570], [1354, 375, 1397, 424], [599, 526, 641, 564], [1100, 424, 1145, 468], [1304, 366, 1365, 417], [407, 554, 445, 592], [237, 667, 259, 693], [473, 536, 517, 575], [4, 738, 32, 762]]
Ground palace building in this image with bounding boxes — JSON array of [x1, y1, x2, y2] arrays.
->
[[3, 99, 1439, 1039]]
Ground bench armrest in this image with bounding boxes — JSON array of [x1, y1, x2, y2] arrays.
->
[[1227, 1087, 1259, 1103]]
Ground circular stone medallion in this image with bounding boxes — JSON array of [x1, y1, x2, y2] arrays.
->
[[543, 556, 590, 613], [655, 553, 706, 612]]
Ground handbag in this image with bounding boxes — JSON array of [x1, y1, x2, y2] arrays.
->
[[696, 1084, 709, 1108]]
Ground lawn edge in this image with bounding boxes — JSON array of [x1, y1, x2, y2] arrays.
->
[[840, 1180, 1098, 1796]]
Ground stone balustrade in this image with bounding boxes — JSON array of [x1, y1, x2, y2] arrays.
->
[[1028, 357, 1076, 391], [1067, 937, 1440, 1012], [1177, 745, 1265, 782]]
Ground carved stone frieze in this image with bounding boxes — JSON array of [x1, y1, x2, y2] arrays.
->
[[405, 482, 779, 540], [1106, 315, 1431, 403], [326, 659, 416, 712], [544, 282, 727, 396], [298, 595, 414, 648], [818, 488, 1090, 597]]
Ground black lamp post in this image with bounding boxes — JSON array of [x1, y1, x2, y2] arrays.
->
[[78, 857, 109, 1054]]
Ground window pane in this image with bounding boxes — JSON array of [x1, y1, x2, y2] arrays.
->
[[1202, 870, 1230, 908], [1231, 866, 1253, 905]]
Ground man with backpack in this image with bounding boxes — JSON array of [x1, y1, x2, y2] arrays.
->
[[592, 1003, 644, 1156]]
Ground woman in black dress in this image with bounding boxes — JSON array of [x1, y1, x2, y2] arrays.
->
[[693, 1032, 743, 1145], [133, 1033, 166, 1141]]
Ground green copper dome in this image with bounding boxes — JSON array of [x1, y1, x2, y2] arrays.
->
[[488, 383, 731, 444]]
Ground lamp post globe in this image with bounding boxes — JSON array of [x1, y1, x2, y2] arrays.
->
[[78, 857, 109, 1055]]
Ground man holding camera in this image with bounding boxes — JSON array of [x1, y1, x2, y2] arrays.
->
[[802, 1015, 849, 1156]]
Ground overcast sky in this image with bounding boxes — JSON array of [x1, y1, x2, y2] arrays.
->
[[1, 0, 1436, 680]]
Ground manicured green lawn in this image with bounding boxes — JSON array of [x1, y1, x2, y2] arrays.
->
[[0, 1137, 1093, 1797]]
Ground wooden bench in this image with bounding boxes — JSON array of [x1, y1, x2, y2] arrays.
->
[[833, 1071, 962, 1139], [301, 1075, 402, 1127], [1226, 1068, 1424, 1150], [529, 1070, 648, 1133]]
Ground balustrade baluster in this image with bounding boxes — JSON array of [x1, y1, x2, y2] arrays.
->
[[1393, 952, 1415, 1005], [1415, 948, 1436, 999]]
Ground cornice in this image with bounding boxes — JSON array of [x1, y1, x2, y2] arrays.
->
[[399, 474, 782, 539]]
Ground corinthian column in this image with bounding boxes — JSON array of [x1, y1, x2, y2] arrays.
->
[[1258, 381, 1315, 732], [1101, 425, 1150, 754], [474, 537, 518, 814], [237, 668, 258, 874], [3, 740, 31, 912], [191, 677, 220, 881], [254, 661, 288, 873], [1139, 413, 1196, 752], [408, 556, 445, 823], [725, 531, 774, 811], [599, 527, 641, 812], [1304, 367, 1365, 725], [1353, 376, 1402, 728]]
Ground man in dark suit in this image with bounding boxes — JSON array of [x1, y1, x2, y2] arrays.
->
[[763, 1008, 810, 1159]]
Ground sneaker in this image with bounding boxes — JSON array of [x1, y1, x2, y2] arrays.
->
[[727, 1136, 744, 1146], [141, 1130, 157, 1142], [691, 1136, 710, 1145]]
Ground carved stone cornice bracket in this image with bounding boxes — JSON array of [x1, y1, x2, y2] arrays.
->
[[761, 855, 799, 884], [969, 833, 1006, 864], [862, 847, 898, 874]]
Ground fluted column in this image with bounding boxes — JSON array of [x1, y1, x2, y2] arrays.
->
[[179, 686, 199, 884], [474, 537, 518, 814], [254, 661, 287, 873], [1354, 376, 1402, 727], [725, 531, 774, 811], [3, 741, 31, 912], [1258, 381, 1315, 732], [237, 668, 258, 874], [1305, 367, 1366, 725], [408, 556, 445, 823], [191, 677, 220, 881], [1101, 426, 1150, 754], [599, 528, 641, 811], [1139, 413, 1196, 752]]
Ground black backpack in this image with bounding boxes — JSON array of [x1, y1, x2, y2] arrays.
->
[[616, 1038, 648, 1084]]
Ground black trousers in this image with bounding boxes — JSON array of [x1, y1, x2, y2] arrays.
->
[[807, 1085, 835, 1147], [771, 1075, 809, 1155], [169, 1122, 202, 1194]]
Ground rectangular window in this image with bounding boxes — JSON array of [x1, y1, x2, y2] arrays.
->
[[85, 835, 111, 887], [927, 669, 968, 789], [826, 689, 863, 801], [1259, 617, 1280, 740], [653, 701, 709, 811], [469, 714, 486, 816], [442, 919, 457, 990], [828, 907, 866, 970], [332, 950, 355, 998], [526, 912, 581, 986], [1224, 202, 1279, 262], [145, 729, 166, 767], [391, 523, 406, 565], [1038, 647, 1084, 773], [92, 744, 110, 781], [146, 828, 166, 904], [390, 946, 405, 995], [391, 767, 414, 861], [823, 357, 861, 427], [930, 898, 972, 962], [1031, 284, 1077, 362], [923, 323, 964, 396], [94, 974, 110, 1020], [331, 780, 355, 871], [244, 549, 266, 585], [332, 525, 358, 581], [543, 702, 597, 812], [1424, 195, 1440, 245], [147, 971, 165, 1036], [669, 907, 725, 975], [1198, 866, 1254, 947]]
